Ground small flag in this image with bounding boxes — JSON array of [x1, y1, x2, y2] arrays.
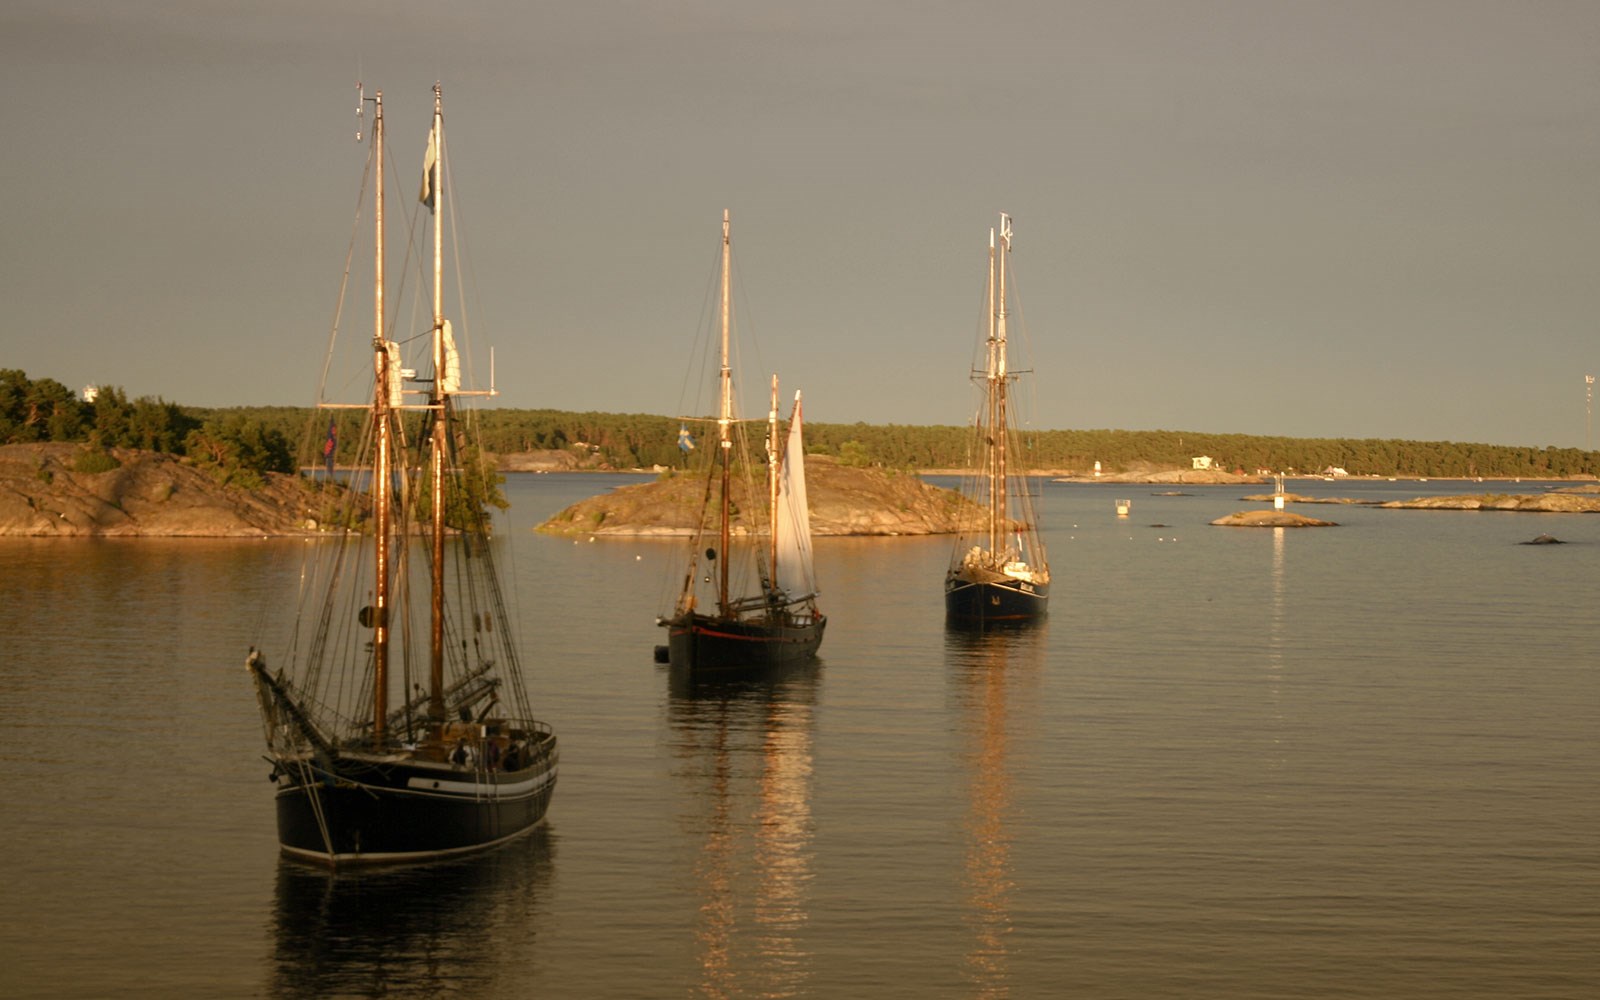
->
[[678, 425, 695, 453], [419, 126, 438, 213], [323, 418, 337, 476]]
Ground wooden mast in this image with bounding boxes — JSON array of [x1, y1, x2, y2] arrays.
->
[[984, 222, 999, 556], [994, 213, 1011, 557], [768, 373, 780, 593], [716, 209, 732, 616], [370, 89, 391, 743], [427, 82, 447, 725]]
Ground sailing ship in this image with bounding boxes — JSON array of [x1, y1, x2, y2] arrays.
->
[[246, 84, 557, 866], [945, 213, 1050, 624], [657, 210, 825, 671]]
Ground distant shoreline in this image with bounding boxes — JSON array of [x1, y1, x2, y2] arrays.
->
[[6, 442, 1596, 539], [500, 465, 1595, 485]]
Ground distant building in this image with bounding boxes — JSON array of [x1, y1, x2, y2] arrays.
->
[[1322, 466, 1350, 478], [1191, 456, 1213, 470]]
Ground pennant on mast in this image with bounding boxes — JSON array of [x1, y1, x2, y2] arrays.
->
[[419, 126, 438, 212]]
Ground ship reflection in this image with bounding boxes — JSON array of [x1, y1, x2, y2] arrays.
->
[[668, 661, 820, 999], [268, 828, 554, 998], [945, 620, 1046, 998]]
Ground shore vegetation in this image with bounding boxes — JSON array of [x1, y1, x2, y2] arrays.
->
[[5, 369, 1596, 481]]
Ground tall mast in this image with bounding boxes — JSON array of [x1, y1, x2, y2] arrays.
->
[[994, 213, 1011, 555], [984, 223, 999, 555], [370, 89, 391, 743], [717, 209, 733, 615], [427, 82, 447, 724], [768, 373, 780, 589]]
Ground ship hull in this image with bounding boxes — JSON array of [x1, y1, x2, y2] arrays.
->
[[945, 573, 1049, 624], [271, 743, 558, 867], [664, 612, 826, 672]]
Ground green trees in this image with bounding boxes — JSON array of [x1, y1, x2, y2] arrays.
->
[[3, 369, 1596, 479], [1, 369, 84, 443], [183, 414, 294, 488], [2, 370, 297, 487]]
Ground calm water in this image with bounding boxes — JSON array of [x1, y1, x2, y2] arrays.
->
[[2, 474, 1595, 998]]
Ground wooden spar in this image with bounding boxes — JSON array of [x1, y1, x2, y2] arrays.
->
[[428, 82, 447, 725], [985, 223, 999, 556], [371, 89, 390, 743], [717, 209, 732, 616], [994, 213, 1010, 556], [768, 373, 780, 589]]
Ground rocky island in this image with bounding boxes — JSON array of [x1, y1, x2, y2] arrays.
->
[[0, 443, 320, 537], [1243, 485, 1600, 513], [538, 457, 976, 536], [1057, 467, 1264, 485], [1210, 510, 1337, 528]]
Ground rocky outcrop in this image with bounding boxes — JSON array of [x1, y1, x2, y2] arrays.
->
[[1211, 510, 1337, 528], [0, 443, 323, 537], [1242, 488, 1600, 513], [1058, 468, 1265, 485], [538, 457, 978, 536], [1521, 534, 1564, 545], [497, 449, 589, 472], [1378, 492, 1600, 513], [1242, 492, 1375, 505]]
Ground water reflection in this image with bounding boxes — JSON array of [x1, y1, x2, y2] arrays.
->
[[1270, 526, 1287, 673], [268, 829, 554, 998], [667, 663, 820, 999], [945, 622, 1046, 999]]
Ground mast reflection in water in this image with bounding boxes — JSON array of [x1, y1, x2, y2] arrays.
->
[[946, 621, 1046, 998], [668, 663, 820, 998], [268, 830, 554, 998]]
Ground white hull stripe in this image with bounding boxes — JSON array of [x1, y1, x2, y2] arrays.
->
[[404, 771, 555, 796], [279, 817, 549, 866]]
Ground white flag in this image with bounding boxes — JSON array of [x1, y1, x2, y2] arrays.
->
[[419, 126, 438, 213]]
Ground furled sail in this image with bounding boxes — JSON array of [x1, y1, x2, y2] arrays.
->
[[441, 319, 461, 395], [773, 390, 815, 597], [384, 341, 405, 408]]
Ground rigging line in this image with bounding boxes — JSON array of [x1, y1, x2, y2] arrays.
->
[[316, 138, 377, 409], [294, 757, 337, 861], [727, 240, 766, 415], [440, 126, 489, 399], [677, 233, 725, 422]]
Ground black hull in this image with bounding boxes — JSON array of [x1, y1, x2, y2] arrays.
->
[[945, 574, 1049, 624], [272, 747, 557, 867], [664, 612, 826, 672]]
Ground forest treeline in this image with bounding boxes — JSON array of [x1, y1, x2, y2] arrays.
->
[[1, 369, 293, 486], [5, 369, 1596, 480]]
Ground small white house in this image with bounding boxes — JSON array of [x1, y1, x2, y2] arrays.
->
[[1191, 456, 1213, 470]]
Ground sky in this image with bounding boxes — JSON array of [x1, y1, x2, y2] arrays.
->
[[2, 1, 1597, 450]]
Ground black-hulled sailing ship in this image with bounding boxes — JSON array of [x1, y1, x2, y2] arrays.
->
[[945, 213, 1050, 624], [658, 210, 825, 671], [247, 84, 556, 866]]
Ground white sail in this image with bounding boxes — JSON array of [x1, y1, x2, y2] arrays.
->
[[440, 319, 461, 395], [773, 390, 815, 597]]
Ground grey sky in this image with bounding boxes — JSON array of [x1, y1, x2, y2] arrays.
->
[[3, 1, 1596, 449]]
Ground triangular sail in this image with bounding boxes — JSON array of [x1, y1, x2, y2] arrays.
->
[[773, 390, 814, 596]]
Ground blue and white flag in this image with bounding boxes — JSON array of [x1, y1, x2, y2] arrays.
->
[[677, 425, 695, 452]]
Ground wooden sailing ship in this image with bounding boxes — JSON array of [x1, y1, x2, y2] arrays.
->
[[945, 213, 1050, 624], [657, 210, 825, 671], [247, 84, 557, 866]]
